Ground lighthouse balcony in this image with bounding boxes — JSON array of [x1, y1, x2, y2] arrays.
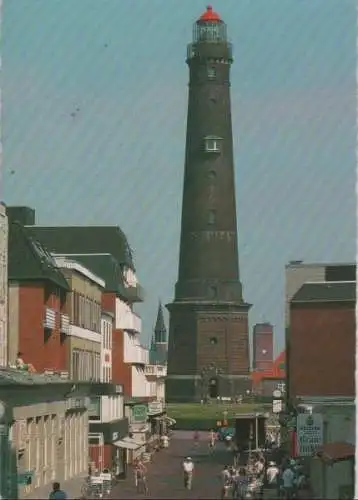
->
[[187, 42, 233, 62]]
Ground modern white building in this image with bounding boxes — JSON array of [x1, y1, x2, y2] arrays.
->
[[0, 203, 8, 367], [101, 312, 113, 383]]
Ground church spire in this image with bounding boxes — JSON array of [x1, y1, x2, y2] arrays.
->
[[154, 301, 167, 343]]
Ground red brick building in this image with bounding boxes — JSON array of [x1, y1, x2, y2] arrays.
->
[[7, 221, 70, 372], [289, 281, 355, 400], [252, 322, 274, 372]]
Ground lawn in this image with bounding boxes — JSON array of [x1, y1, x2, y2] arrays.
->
[[167, 402, 264, 420]]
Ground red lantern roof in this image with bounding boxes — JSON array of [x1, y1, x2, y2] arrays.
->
[[199, 5, 221, 22]]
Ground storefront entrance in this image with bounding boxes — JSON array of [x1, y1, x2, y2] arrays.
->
[[209, 378, 218, 398]]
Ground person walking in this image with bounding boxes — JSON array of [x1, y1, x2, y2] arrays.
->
[[183, 456, 195, 490], [282, 462, 295, 499], [49, 482, 67, 500], [220, 465, 232, 499], [209, 429, 216, 453]]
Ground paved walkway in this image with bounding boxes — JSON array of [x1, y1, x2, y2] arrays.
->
[[111, 432, 234, 499]]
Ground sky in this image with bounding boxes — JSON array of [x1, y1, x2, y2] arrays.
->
[[1, 0, 356, 354]]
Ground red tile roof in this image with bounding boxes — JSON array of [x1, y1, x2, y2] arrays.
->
[[316, 441, 355, 462], [251, 350, 286, 384]]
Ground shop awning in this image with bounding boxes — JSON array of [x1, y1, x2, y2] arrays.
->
[[114, 437, 141, 450], [316, 441, 355, 463]]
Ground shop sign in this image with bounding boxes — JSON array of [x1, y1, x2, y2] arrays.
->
[[296, 413, 323, 456], [147, 401, 163, 415], [132, 404, 147, 423], [112, 432, 119, 441], [115, 384, 123, 393]]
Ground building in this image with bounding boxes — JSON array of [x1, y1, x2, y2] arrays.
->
[[101, 311, 113, 383], [53, 256, 104, 381], [285, 261, 356, 400], [146, 302, 168, 402], [166, 5, 251, 403], [87, 383, 129, 478], [7, 221, 71, 371], [251, 350, 285, 397], [0, 203, 8, 366], [252, 322, 273, 372], [0, 368, 109, 500], [288, 280, 355, 499], [48, 253, 151, 464]]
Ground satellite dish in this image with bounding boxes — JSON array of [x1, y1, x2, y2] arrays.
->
[[273, 389, 282, 398]]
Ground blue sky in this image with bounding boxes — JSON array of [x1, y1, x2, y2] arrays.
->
[[2, 0, 356, 354]]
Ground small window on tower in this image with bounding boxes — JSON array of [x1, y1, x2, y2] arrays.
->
[[208, 286, 218, 299], [210, 337, 218, 345], [207, 67, 216, 79], [204, 136, 222, 153], [208, 209, 216, 225]]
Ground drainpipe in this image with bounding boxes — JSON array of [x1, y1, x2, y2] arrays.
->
[[322, 420, 328, 499]]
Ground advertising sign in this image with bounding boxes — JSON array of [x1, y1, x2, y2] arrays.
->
[[132, 404, 147, 423], [296, 413, 323, 456], [147, 401, 163, 416]]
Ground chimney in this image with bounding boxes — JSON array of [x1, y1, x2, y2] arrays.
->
[[6, 206, 35, 226]]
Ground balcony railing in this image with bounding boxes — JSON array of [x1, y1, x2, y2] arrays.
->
[[60, 313, 70, 334], [124, 283, 145, 303], [124, 343, 149, 365], [44, 307, 56, 330], [145, 364, 167, 377]]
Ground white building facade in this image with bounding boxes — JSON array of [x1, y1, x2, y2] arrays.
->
[[0, 203, 8, 367], [101, 312, 113, 383]]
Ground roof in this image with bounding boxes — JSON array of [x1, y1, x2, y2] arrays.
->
[[26, 225, 135, 270], [252, 350, 286, 384], [286, 261, 355, 269], [199, 5, 221, 22], [53, 256, 105, 288], [291, 281, 356, 304], [316, 441, 355, 462], [8, 222, 70, 291], [154, 302, 167, 343], [0, 367, 71, 386], [55, 253, 129, 300]]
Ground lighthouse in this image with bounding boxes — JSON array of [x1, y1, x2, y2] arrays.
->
[[166, 6, 251, 402]]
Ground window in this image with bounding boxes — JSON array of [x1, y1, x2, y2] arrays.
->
[[210, 337, 218, 345], [208, 170, 217, 182], [208, 286, 218, 299], [208, 210, 216, 225], [203, 135, 222, 153], [207, 67, 216, 79]]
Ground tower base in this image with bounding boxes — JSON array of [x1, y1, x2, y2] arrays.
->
[[165, 374, 251, 403]]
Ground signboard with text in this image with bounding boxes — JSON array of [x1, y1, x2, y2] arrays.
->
[[296, 413, 323, 457], [147, 401, 163, 416], [132, 404, 147, 423]]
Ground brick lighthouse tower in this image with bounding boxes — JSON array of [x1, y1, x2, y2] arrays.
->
[[166, 6, 251, 402]]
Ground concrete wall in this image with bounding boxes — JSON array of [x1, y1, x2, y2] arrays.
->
[[0, 204, 8, 366], [12, 400, 88, 499]]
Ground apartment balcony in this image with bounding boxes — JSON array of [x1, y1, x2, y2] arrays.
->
[[60, 313, 70, 335], [124, 341, 149, 365], [145, 364, 167, 378], [116, 310, 142, 334], [43, 307, 56, 330], [124, 283, 145, 303]]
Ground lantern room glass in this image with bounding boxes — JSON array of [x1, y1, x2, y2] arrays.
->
[[193, 21, 227, 43]]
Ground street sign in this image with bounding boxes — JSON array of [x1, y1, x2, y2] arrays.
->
[[272, 399, 282, 413], [273, 389, 282, 399], [296, 413, 323, 456]]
